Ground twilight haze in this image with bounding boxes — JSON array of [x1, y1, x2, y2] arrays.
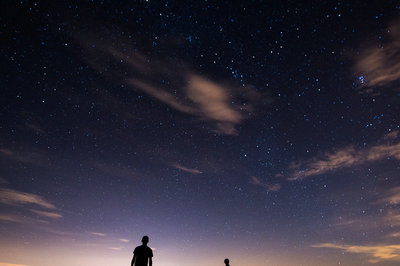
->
[[1, 1, 400, 265]]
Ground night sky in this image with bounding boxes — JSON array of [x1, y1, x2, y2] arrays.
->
[[1, 1, 400, 266]]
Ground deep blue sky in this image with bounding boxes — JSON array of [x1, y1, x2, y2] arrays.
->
[[1, 1, 400, 265]]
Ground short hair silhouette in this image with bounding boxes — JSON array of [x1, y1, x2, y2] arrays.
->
[[131, 235, 153, 266], [224, 258, 230, 265]]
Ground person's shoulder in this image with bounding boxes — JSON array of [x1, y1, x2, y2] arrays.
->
[[147, 246, 153, 256]]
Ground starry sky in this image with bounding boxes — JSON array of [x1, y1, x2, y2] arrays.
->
[[1, 1, 400, 266]]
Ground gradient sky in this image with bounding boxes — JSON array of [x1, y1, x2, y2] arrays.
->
[[1, 1, 400, 266]]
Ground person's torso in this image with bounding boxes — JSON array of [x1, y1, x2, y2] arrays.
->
[[134, 245, 152, 266]]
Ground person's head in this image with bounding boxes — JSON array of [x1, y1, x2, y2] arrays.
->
[[142, 235, 149, 245], [224, 258, 229, 265]]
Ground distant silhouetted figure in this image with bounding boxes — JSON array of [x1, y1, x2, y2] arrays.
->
[[131, 235, 153, 266], [224, 258, 230, 266]]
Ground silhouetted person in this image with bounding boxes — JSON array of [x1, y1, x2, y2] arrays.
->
[[131, 235, 153, 266], [224, 258, 230, 266]]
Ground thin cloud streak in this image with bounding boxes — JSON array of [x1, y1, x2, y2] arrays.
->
[[329, 190, 400, 232], [385, 211, 400, 227], [355, 20, 400, 90], [172, 163, 202, 174], [249, 176, 281, 192], [0, 212, 64, 225], [313, 243, 400, 263], [127, 78, 195, 115], [0, 213, 51, 225], [119, 238, 130, 243], [0, 188, 56, 210], [91, 232, 107, 237], [109, 247, 123, 250], [30, 210, 63, 219], [0, 263, 30, 266], [385, 131, 399, 140], [388, 232, 400, 238], [288, 137, 400, 180], [0, 214, 27, 224], [0, 149, 48, 167], [24, 123, 46, 135], [376, 186, 400, 205]]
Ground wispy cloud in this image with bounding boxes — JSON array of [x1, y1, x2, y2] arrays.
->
[[385, 131, 399, 140], [388, 232, 400, 238], [0, 149, 49, 167], [120, 238, 130, 243], [0, 188, 63, 226], [314, 184, 400, 264], [385, 211, 400, 227], [329, 190, 400, 233], [287, 135, 400, 180], [313, 243, 400, 263], [184, 75, 246, 135], [30, 210, 63, 219], [0, 212, 61, 225], [376, 186, 400, 205], [81, 36, 267, 135], [287, 146, 359, 180], [109, 247, 123, 250], [332, 217, 359, 228], [0, 188, 56, 210], [172, 163, 202, 174], [127, 73, 258, 135], [127, 78, 195, 115], [249, 176, 281, 192], [0, 214, 27, 224], [0, 263, 30, 266], [24, 123, 46, 135], [91, 232, 107, 237], [355, 20, 400, 90]]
